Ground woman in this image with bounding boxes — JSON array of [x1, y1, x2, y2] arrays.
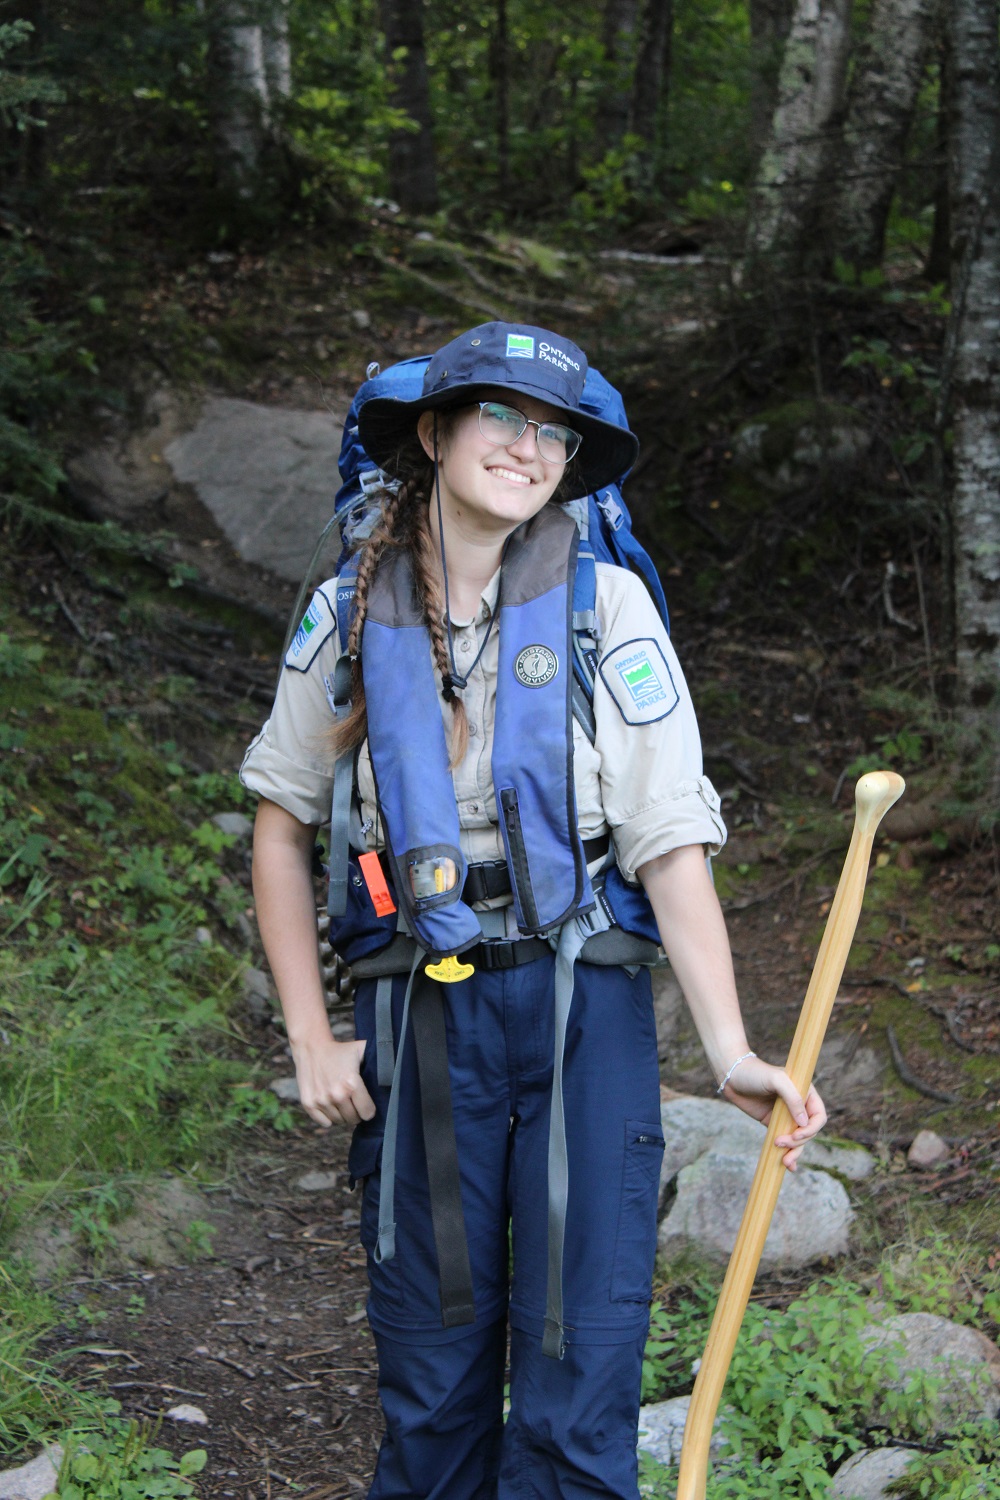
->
[[241, 321, 826, 1500]]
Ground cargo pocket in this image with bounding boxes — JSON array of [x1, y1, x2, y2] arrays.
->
[[349, 1130, 403, 1310], [610, 1120, 665, 1304]]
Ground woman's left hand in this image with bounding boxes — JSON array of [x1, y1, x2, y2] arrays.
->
[[720, 1055, 828, 1171]]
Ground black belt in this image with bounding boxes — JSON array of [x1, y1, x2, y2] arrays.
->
[[462, 834, 609, 906], [468, 936, 551, 971]]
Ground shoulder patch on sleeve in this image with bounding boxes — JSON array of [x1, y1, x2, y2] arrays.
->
[[598, 637, 679, 725], [284, 585, 337, 672]]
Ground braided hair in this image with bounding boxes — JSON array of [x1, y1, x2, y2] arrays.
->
[[328, 424, 469, 768]]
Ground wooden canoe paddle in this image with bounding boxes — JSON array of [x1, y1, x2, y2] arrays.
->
[[674, 770, 905, 1499]]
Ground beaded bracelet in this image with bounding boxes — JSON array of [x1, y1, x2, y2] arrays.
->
[[716, 1050, 757, 1095]]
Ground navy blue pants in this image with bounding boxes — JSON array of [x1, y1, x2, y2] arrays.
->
[[348, 955, 664, 1499]]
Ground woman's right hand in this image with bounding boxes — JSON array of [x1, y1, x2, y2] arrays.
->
[[290, 1034, 376, 1128]]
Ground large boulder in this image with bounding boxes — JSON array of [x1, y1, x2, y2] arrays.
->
[[659, 1151, 853, 1267], [636, 1396, 731, 1469], [164, 397, 345, 581], [731, 400, 872, 496], [658, 1095, 874, 1207], [860, 1312, 1000, 1436], [829, 1447, 920, 1498]]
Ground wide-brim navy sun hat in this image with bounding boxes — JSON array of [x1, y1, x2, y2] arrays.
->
[[356, 321, 639, 500]]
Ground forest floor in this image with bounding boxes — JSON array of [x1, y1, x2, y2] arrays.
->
[[9, 225, 1000, 1492]]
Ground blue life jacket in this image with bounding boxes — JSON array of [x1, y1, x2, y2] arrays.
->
[[361, 506, 593, 957]]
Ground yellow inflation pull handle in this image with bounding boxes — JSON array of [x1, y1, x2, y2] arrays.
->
[[425, 954, 475, 983]]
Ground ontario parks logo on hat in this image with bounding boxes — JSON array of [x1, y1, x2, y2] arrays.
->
[[506, 334, 535, 359]]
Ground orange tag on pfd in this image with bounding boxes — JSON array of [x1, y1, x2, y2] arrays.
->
[[358, 852, 396, 917]]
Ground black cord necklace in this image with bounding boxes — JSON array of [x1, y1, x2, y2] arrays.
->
[[433, 418, 507, 701]]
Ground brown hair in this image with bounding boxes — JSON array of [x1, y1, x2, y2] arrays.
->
[[328, 422, 470, 768]]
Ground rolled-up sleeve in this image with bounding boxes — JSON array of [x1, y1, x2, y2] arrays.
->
[[239, 586, 340, 827], [592, 565, 727, 880]]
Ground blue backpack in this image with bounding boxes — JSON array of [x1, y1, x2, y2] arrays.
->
[[284, 355, 669, 746]]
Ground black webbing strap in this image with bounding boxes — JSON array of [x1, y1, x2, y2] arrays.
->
[[410, 970, 476, 1329]]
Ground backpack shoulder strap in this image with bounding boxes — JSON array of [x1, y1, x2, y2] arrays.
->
[[571, 535, 599, 746]]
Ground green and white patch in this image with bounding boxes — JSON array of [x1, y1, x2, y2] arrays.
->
[[598, 638, 678, 724], [506, 333, 535, 359], [284, 586, 336, 672]]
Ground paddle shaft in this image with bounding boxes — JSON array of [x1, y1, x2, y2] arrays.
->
[[674, 771, 905, 1499]]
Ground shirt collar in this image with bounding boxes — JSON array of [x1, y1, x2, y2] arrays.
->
[[449, 566, 501, 628]]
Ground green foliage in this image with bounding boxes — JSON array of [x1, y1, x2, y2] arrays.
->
[[886, 1422, 1000, 1498], [0, 1263, 101, 1453], [639, 1271, 962, 1499], [54, 1423, 207, 1500], [0, 612, 290, 1252]]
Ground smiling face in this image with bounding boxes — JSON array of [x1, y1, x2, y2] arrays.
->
[[416, 391, 570, 542]]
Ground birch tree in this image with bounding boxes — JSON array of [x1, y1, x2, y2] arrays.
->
[[945, 0, 1000, 741], [827, 0, 939, 270], [744, 0, 854, 279], [749, 0, 795, 158], [209, 0, 291, 194], [381, 0, 438, 214]]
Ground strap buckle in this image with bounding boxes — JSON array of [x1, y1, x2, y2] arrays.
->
[[477, 939, 518, 971]]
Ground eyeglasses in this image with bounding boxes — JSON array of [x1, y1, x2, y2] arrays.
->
[[477, 401, 582, 465]]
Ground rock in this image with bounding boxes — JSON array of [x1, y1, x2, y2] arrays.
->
[[270, 1075, 300, 1101], [165, 1404, 209, 1425], [659, 1151, 853, 1267], [860, 1311, 1000, 1435], [732, 400, 872, 496], [637, 1396, 730, 1468], [659, 1097, 765, 1204], [0, 1446, 63, 1500], [195, 926, 212, 945], [110, 1178, 214, 1269], [9, 1221, 78, 1281], [295, 1170, 338, 1192], [212, 811, 253, 840], [907, 1129, 950, 1170], [814, 1033, 883, 1095], [829, 1447, 920, 1497], [651, 969, 684, 1063], [657, 1095, 875, 1208], [350, 309, 372, 329], [243, 967, 276, 1020], [799, 1137, 876, 1181], [164, 397, 346, 582]]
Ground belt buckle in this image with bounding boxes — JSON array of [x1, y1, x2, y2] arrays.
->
[[481, 939, 516, 971]]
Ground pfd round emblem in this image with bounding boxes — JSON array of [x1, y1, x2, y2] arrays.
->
[[514, 644, 558, 687]]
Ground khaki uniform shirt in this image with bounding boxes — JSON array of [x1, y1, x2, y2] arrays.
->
[[240, 562, 726, 885]]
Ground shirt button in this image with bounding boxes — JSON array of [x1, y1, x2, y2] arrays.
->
[[470, 803, 479, 813], [460, 639, 472, 653], [469, 723, 478, 737]]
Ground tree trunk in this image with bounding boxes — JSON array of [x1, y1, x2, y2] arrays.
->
[[381, 0, 438, 215], [262, 0, 292, 104], [946, 0, 1000, 737], [925, 26, 952, 284], [827, 0, 939, 270], [491, 0, 510, 199], [630, 0, 672, 146], [749, 0, 795, 160], [208, 0, 272, 193], [744, 0, 854, 279], [597, 0, 640, 148]]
